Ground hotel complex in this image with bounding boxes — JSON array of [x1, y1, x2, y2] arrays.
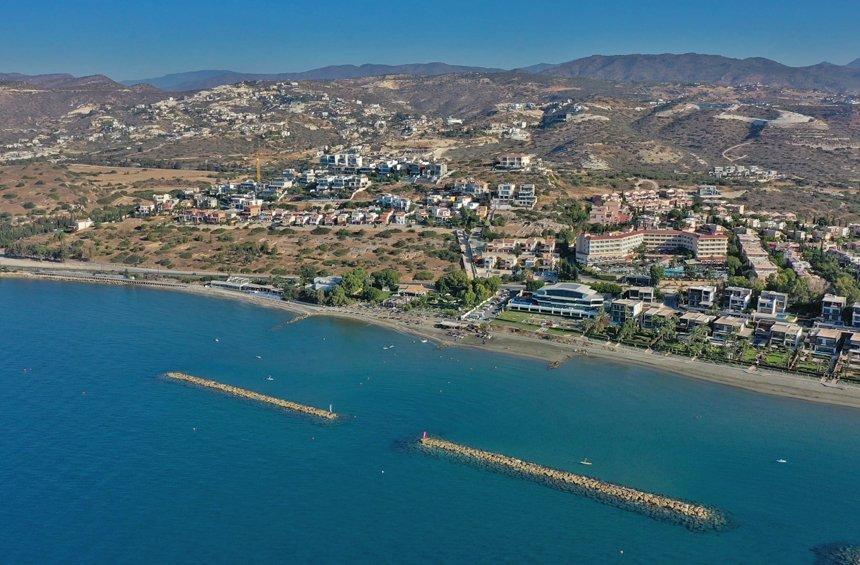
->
[[574, 226, 729, 265]]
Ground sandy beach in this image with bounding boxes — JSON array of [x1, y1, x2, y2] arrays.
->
[[4, 269, 860, 410]]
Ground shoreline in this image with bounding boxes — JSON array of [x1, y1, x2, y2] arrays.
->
[[4, 269, 860, 410]]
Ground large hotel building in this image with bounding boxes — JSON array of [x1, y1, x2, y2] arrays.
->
[[575, 226, 729, 265]]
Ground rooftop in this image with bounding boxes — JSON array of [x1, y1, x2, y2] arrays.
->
[[812, 327, 842, 339], [771, 322, 802, 333]]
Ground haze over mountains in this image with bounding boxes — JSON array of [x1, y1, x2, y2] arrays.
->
[[121, 63, 503, 91], [3, 54, 859, 93], [117, 53, 860, 93]]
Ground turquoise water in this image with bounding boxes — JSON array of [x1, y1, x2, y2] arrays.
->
[[1, 279, 859, 563]]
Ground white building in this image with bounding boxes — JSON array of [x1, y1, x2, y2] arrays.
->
[[724, 286, 752, 312], [821, 294, 846, 324], [757, 290, 788, 316], [495, 153, 533, 170], [508, 282, 604, 318], [377, 193, 412, 211]]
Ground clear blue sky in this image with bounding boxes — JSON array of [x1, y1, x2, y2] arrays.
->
[[2, 0, 858, 79]]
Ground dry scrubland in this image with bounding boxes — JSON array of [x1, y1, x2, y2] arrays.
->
[[0, 163, 219, 218], [29, 218, 462, 276]]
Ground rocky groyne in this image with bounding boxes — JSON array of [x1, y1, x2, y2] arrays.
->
[[419, 434, 726, 531], [164, 372, 337, 421]]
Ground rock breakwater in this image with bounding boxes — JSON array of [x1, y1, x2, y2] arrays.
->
[[164, 372, 337, 421], [419, 434, 726, 531]]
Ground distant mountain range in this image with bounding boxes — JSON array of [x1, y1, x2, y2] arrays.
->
[[0, 72, 148, 91], [532, 54, 860, 93], [5, 54, 860, 93], [121, 63, 503, 91]]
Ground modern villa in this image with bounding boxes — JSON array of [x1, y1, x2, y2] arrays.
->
[[508, 282, 605, 318]]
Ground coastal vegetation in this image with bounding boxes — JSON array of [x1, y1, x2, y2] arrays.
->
[[492, 310, 832, 376], [435, 270, 501, 308]]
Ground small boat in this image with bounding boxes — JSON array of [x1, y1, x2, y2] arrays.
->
[[776, 458, 787, 464], [383, 346, 389, 350], [256, 355, 262, 359], [266, 376, 274, 381], [580, 458, 593, 466], [420, 339, 429, 343], [213, 338, 220, 342]]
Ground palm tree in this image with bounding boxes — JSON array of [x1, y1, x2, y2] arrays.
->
[[580, 318, 596, 337], [651, 316, 677, 350], [618, 319, 637, 343], [688, 324, 710, 358], [593, 311, 609, 336], [739, 340, 753, 363], [659, 317, 677, 343]]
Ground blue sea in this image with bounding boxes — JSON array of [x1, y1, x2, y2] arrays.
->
[[1, 279, 859, 563]]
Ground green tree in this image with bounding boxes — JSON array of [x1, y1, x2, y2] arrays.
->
[[591, 282, 623, 297], [687, 325, 710, 358], [834, 275, 860, 305], [726, 256, 742, 276], [435, 270, 471, 297], [653, 316, 678, 349], [581, 318, 596, 336], [341, 268, 370, 297], [326, 286, 349, 306], [462, 289, 477, 307], [618, 319, 637, 343], [298, 264, 317, 285], [362, 286, 388, 304], [558, 258, 578, 281], [592, 311, 610, 336], [371, 268, 401, 291]]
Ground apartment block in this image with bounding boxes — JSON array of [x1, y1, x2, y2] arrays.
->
[[724, 286, 752, 313], [757, 290, 788, 316], [821, 294, 846, 324]]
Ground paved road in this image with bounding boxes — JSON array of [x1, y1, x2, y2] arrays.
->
[[455, 230, 478, 280]]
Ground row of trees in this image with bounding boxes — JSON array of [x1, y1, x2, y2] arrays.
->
[[722, 248, 858, 313], [805, 248, 860, 305], [0, 216, 75, 248], [289, 267, 403, 306], [293, 266, 503, 311], [580, 314, 719, 359], [5, 239, 92, 261]]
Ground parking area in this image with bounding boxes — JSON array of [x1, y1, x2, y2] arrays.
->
[[462, 289, 515, 322]]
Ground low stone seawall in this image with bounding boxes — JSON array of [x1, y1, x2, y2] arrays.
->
[[164, 372, 337, 421], [420, 435, 726, 531], [4, 271, 185, 289]]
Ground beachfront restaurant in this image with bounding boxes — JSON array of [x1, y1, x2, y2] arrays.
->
[[508, 282, 604, 318], [209, 277, 283, 298]]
